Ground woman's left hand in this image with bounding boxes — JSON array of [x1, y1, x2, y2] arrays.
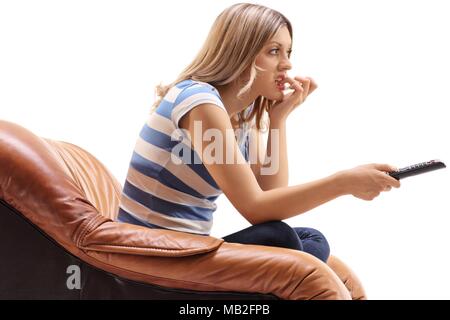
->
[[268, 76, 318, 123]]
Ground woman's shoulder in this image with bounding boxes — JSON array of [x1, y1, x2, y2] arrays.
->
[[171, 79, 223, 105], [173, 79, 217, 93]]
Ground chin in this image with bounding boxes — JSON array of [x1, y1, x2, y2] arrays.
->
[[262, 92, 284, 102]]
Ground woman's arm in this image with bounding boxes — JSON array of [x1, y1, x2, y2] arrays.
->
[[250, 118, 289, 190], [179, 103, 400, 225]]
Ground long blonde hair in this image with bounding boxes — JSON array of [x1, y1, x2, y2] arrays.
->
[[151, 3, 293, 130]]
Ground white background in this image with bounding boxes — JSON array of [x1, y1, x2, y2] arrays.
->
[[1, 0, 449, 299]]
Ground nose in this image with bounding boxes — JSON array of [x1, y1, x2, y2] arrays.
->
[[278, 55, 292, 72]]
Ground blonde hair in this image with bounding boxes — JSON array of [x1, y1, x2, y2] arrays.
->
[[151, 3, 293, 131]]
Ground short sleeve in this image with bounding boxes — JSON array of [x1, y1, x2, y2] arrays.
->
[[171, 82, 227, 129]]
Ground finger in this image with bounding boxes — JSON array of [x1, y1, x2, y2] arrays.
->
[[283, 77, 304, 96], [367, 191, 380, 200], [384, 174, 401, 188], [371, 163, 400, 187], [293, 77, 308, 96], [296, 77, 319, 103], [296, 77, 311, 95], [391, 178, 401, 188], [282, 77, 301, 89], [292, 80, 304, 97], [373, 163, 398, 173], [289, 81, 305, 105], [307, 77, 318, 94]]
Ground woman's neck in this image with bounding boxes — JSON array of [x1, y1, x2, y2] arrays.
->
[[215, 82, 257, 121]]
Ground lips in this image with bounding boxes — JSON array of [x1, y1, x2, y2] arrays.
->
[[275, 82, 285, 91], [275, 76, 286, 91]]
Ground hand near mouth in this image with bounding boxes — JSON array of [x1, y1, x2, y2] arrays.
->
[[269, 76, 318, 122]]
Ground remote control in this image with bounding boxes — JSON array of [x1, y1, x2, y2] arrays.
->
[[389, 159, 446, 180]]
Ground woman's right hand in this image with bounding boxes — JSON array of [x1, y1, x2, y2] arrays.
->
[[338, 163, 401, 201]]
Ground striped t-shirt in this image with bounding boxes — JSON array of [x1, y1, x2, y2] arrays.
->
[[117, 79, 254, 235]]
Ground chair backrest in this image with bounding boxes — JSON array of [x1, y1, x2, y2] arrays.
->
[[0, 120, 122, 221], [43, 139, 122, 220]]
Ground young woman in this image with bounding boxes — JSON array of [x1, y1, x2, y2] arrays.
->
[[117, 3, 400, 263]]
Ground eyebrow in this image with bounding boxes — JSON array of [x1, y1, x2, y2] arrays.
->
[[268, 41, 292, 47]]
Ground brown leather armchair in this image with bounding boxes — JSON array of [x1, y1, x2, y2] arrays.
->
[[0, 120, 366, 300]]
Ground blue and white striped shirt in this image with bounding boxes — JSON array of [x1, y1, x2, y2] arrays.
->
[[117, 79, 254, 235]]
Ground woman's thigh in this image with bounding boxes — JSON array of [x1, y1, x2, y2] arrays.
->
[[223, 221, 303, 250]]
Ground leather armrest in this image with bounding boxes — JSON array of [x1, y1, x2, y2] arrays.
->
[[81, 221, 223, 257]]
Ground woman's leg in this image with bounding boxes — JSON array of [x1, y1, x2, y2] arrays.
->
[[223, 221, 331, 263], [293, 227, 330, 263], [223, 221, 303, 250]]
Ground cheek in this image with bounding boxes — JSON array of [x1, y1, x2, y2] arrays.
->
[[255, 52, 275, 68], [254, 56, 277, 90], [253, 73, 273, 92], [256, 57, 276, 79]]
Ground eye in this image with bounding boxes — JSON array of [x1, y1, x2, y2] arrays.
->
[[269, 48, 280, 55], [269, 48, 293, 58]]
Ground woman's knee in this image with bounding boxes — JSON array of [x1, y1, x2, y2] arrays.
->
[[294, 227, 330, 262], [298, 227, 329, 242], [254, 221, 303, 250]]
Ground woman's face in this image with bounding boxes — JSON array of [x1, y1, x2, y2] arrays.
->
[[253, 26, 293, 101]]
